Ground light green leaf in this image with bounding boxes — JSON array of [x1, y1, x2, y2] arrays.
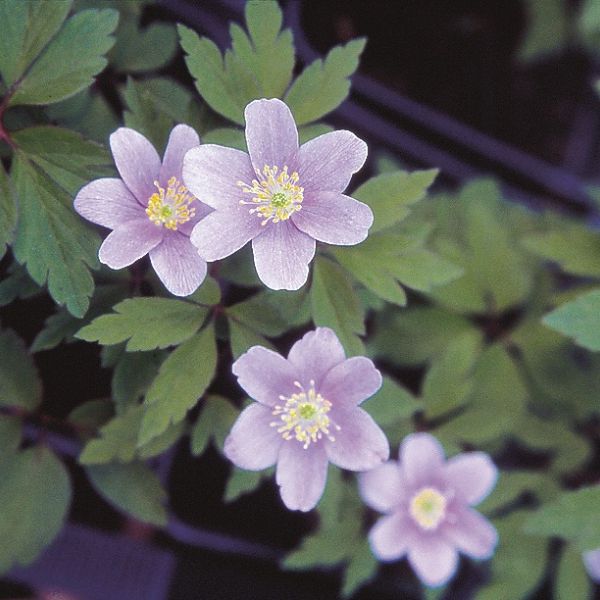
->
[[203, 127, 247, 151], [68, 399, 113, 435], [76, 297, 208, 351], [518, 0, 569, 62], [0, 415, 22, 454], [227, 292, 289, 337], [364, 376, 418, 427], [10, 9, 119, 106], [0, 328, 41, 411], [228, 319, 275, 360], [139, 324, 217, 445], [0, 447, 71, 573], [310, 257, 365, 356], [86, 462, 167, 526], [224, 468, 268, 503], [191, 395, 239, 456], [285, 38, 366, 125], [543, 288, 600, 351], [187, 276, 221, 306], [555, 544, 592, 600], [341, 540, 378, 599], [0, 164, 16, 260], [353, 169, 438, 234]]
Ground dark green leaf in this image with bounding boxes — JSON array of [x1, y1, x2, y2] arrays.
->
[[228, 319, 275, 360], [364, 376, 418, 427], [112, 350, 166, 409], [0, 164, 16, 260], [0, 415, 22, 454], [224, 468, 269, 503], [341, 540, 378, 599], [191, 395, 239, 456]]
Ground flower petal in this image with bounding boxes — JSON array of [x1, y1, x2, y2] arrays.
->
[[298, 130, 367, 193], [183, 145, 255, 210], [160, 124, 200, 184], [190, 209, 262, 261], [149, 231, 207, 296], [583, 549, 600, 583], [408, 536, 459, 588], [251, 220, 315, 291], [110, 128, 161, 203], [244, 98, 299, 171], [359, 461, 405, 513], [292, 191, 373, 245], [444, 452, 498, 506], [74, 178, 143, 229], [442, 507, 498, 560], [368, 512, 416, 561], [325, 407, 389, 471], [276, 441, 328, 512], [400, 433, 446, 487], [319, 357, 382, 407], [224, 403, 282, 470], [232, 346, 300, 406], [98, 219, 163, 269], [287, 327, 346, 386]]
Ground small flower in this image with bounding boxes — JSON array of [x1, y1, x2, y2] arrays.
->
[[74, 125, 210, 296], [359, 433, 498, 588], [583, 548, 600, 582], [183, 98, 372, 291], [224, 327, 389, 511]]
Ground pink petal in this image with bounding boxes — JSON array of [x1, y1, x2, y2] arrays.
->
[[110, 128, 161, 204], [583, 549, 600, 582], [319, 357, 382, 407], [223, 403, 282, 470], [74, 178, 143, 229], [298, 130, 367, 193], [275, 441, 328, 512], [251, 220, 315, 291], [400, 433, 446, 487], [324, 407, 389, 471], [408, 535, 459, 588], [292, 191, 373, 245], [359, 461, 405, 513], [98, 219, 163, 269], [232, 346, 300, 407], [190, 209, 262, 261], [442, 507, 498, 560], [149, 232, 207, 296], [369, 512, 416, 561], [287, 328, 346, 386], [244, 99, 299, 172], [160, 124, 200, 184], [183, 145, 255, 210], [444, 452, 498, 506]]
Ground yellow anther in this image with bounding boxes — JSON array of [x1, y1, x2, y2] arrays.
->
[[146, 176, 196, 230], [409, 488, 447, 530]]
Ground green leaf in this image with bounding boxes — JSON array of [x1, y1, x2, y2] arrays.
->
[[10, 9, 119, 106], [0, 328, 41, 411], [518, 0, 569, 62], [311, 258, 365, 356], [203, 127, 247, 151], [543, 288, 600, 352], [187, 275, 221, 306], [227, 292, 289, 337], [86, 462, 167, 526], [0, 447, 71, 574], [364, 376, 418, 427], [0, 164, 16, 260], [76, 297, 208, 351], [112, 349, 166, 409], [341, 540, 378, 599], [353, 169, 438, 234], [139, 324, 217, 445], [228, 319, 275, 360], [224, 468, 268, 503], [0, 262, 41, 307], [285, 38, 366, 125], [191, 395, 239, 456], [555, 544, 592, 600], [0, 415, 22, 454], [0, 0, 72, 87], [68, 399, 113, 435]]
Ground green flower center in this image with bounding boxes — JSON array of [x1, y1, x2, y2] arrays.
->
[[409, 487, 447, 530]]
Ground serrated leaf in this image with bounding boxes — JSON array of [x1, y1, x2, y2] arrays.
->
[[542, 288, 600, 351], [86, 462, 167, 526], [0, 164, 16, 260], [555, 544, 592, 600], [191, 395, 239, 456], [10, 8, 119, 106], [139, 324, 217, 445], [0, 328, 41, 411], [0, 447, 71, 574], [311, 257, 365, 356], [77, 297, 208, 351], [285, 38, 366, 125]]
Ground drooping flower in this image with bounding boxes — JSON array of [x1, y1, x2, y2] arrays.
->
[[359, 433, 498, 588], [74, 125, 210, 296], [183, 98, 372, 291], [224, 327, 389, 511], [583, 548, 600, 582]]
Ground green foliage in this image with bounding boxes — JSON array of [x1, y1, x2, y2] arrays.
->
[[555, 544, 592, 600], [86, 462, 167, 526], [518, 0, 569, 62], [191, 395, 239, 455], [0, 165, 16, 260], [77, 297, 208, 350], [224, 468, 270, 503], [111, 349, 166, 409], [0, 416, 22, 454], [0, 328, 41, 411], [0, 447, 71, 574], [364, 376, 419, 428]]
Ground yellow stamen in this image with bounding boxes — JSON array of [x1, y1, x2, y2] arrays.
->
[[409, 487, 447, 530], [146, 176, 195, 230]]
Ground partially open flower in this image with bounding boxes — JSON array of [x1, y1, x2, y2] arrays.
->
[[183, 98, 372, 290], [74, 125, 210, 296], [224, 327, 389, 511], [359, 433, 498, 588]]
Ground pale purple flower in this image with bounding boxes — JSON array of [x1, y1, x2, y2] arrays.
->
[[583, 549, 600, 582], [74, 125, 210, 296], [359, 433, 498, 588], [224, 327, 389, 511], [183, 98, 372, 291]]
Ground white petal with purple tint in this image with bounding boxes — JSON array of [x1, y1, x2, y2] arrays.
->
[[98, 219, 163, 269], [444, 452, 498, 506], [359, 462, 405, 513], [160, 124, 200, 185], [319, 357, 382, 407]]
